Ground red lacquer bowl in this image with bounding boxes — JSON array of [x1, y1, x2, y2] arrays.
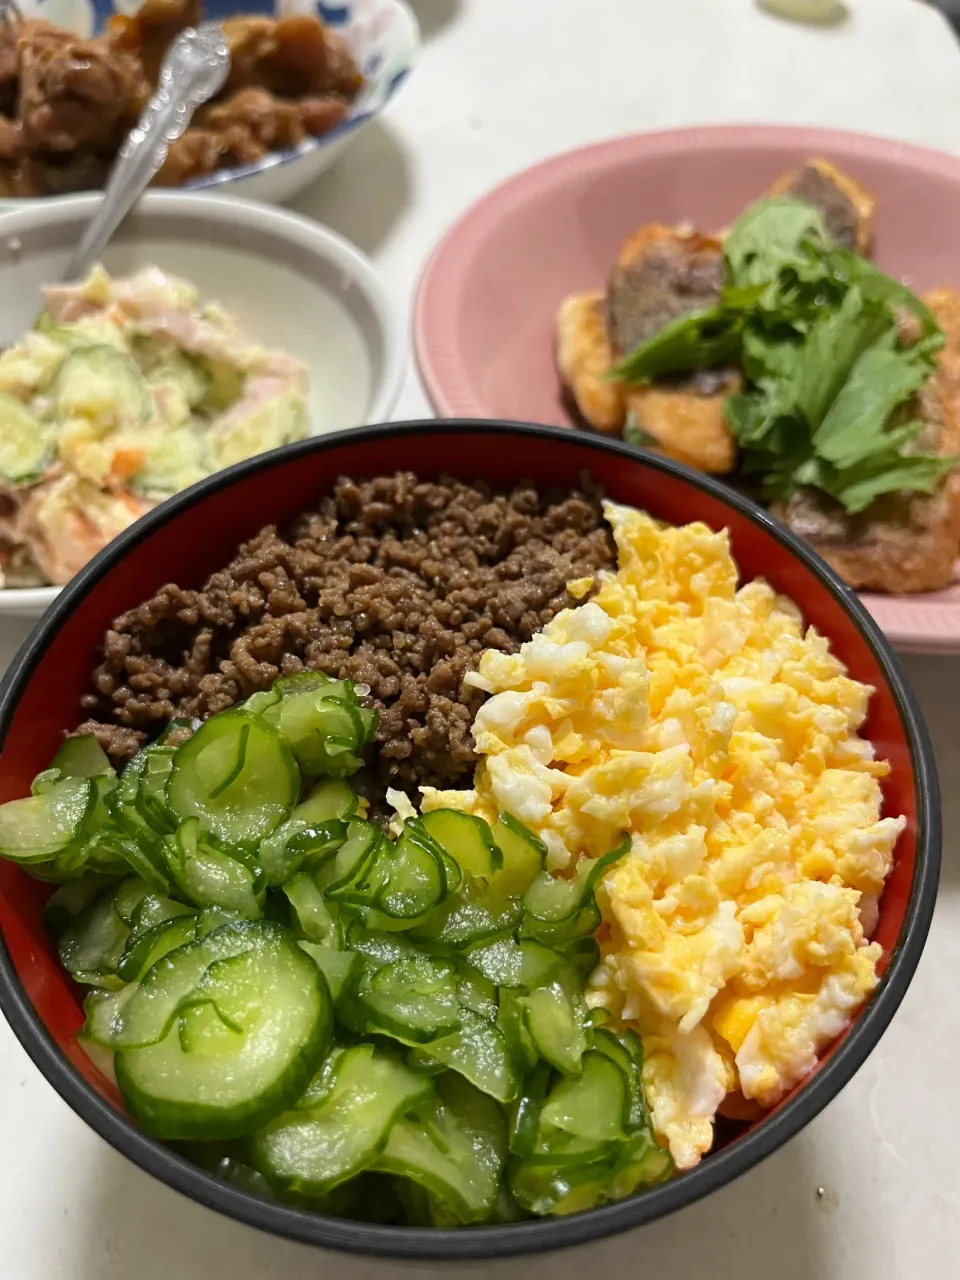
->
[[0, 422, 940, 1260]]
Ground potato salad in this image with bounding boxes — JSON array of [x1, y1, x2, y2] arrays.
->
[[0, 266, 308, 587]]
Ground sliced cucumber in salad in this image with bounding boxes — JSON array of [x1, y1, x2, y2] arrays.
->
[[54, 345, 152, 426], [0, 391, 51, 483], [0, 670, 666, 1226]]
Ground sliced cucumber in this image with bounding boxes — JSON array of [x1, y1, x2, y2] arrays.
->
[[109, 832, 172, 894], [295, 1043, 348, 1111], [410, 882, 523, 949], [105, 757, 171, 890], [51, 735, 114, 779], [115, 921, 331, 1139], [354, 955, 460, 1044], [166, 714, 298, 848], [58, 886, 133, 988], [419, 810, 503, 880], [335, 822, 446, 922], [177, 998, 244, 1054], [593, 1028, 649, 1131], [454, 961, 498, 1022], [252, 1043, 432, 1196], [0, 391, 51, 483], [236, 690, 278, 717], [407, 1007, 518, 1104], [43, 873, 118, 939], [283, 871, 341, 947], [298, 779, 357, 825], [116, 912, 199, 984], [518, 840, 629, 948], [259, 787, 350, 884], [55, 345, 151, 426], [126, 891, 196, 941], [519, 902, 602, 948], [508, 1062, 552, 1159], [345, 928, 418, 970], [298, 943, 358, 1002], [110, 877, 153, 926], [84, 985, 137, 1048], [510, 1147, 615, 1216], [136, 746, 177, 835], [539, 1051, 627, 1147], [165, 820, 263, 920], [375, 1075, 506, 1225], [264, 691, 367, 779], [539, 1130, 673, 1216], [523, 981, 590, 1077], [496, 989, 539, 1075], [0, 776, 94, 863], [107, 755, 158, 841], [466, 936, 566, 990], [31, 769, 63, 796], [273, 672, 357, 702], [489, 814, 546, 898], [324, 821, 383, 899], [194, 906, 241, 938], [522, 839, 629, 925], [111, 921, 259, 1050]]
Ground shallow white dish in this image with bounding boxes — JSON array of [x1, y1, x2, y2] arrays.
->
[[0, 0, 421, 210], [0, 190, 406, 616]]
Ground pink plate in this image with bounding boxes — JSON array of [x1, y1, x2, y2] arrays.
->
[[414, 124, 960, 654]]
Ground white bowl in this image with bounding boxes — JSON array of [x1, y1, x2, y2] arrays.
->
[[0, 0, 422, 211], [0, 190, 407, 616]]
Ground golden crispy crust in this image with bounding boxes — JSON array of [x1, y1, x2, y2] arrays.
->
[[615, 223, 724, 270], [623, 377, 741, 475], [773, 287, 960, 595], [555, 291, 625, 433]]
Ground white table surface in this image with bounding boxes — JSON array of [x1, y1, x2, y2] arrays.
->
[[2, 1, 960, 1276]]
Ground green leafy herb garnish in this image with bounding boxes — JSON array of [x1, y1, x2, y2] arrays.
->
[[622, 415, 660, 450], [612, 195, 953, 513]]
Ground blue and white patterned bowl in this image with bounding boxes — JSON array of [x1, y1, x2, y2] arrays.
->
[[1, 0, 420, 206]]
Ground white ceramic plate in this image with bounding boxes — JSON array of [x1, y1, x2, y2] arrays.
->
[[0, 190, 407, 616], [0, 0, 421, 210]]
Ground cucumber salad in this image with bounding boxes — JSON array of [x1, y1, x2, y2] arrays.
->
[[0, 266, 308, 588], [0, 671, 672, 1226]]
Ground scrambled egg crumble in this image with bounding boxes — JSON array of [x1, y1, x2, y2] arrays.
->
[[421, 502, 903, 1170]]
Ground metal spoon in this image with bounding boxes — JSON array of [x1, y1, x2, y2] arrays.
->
[[0, 0, 22, 38], [61, 25, 230, 283]]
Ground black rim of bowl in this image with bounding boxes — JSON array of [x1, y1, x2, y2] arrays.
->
[[0, 420, 941, 1261]]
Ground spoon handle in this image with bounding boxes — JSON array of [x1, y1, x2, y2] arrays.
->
[[62, 25, 231, 283]]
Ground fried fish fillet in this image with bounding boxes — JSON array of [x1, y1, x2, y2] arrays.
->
[[608, 225, 740, 473], [555, 162, 874, 478], [772, 287, 960, 595], [622, 372, 741, 475], [555, 225, 739, 472], [767, 157, 876, 255], [555, 291, 625, 433]]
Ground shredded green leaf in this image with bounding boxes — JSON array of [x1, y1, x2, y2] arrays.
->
[[723, 197, 829, 290], [610, 305, 745, 383], [622, 417, 660, 450], [614, 191, 953, 513]]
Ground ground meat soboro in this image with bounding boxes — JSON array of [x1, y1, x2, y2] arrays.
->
[[77, 472, 616, 803]]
